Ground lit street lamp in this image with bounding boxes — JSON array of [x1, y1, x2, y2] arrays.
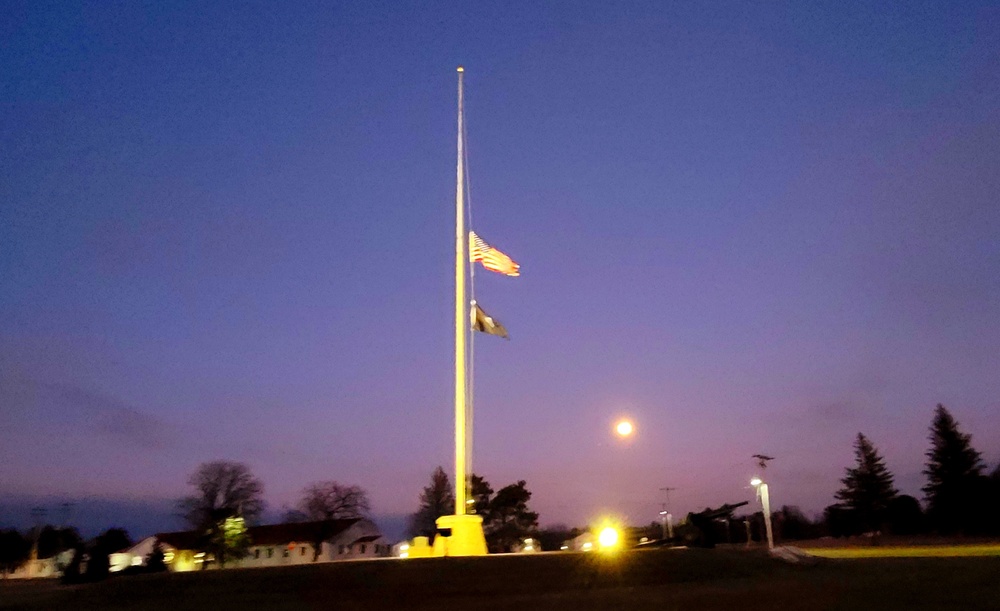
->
[[750, 477, 774, 550], [658, 486, 676, 540], [658, 510, 674, 540]]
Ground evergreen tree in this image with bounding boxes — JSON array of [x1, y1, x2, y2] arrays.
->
[[469, 474, 493, 518], [835, 433, 897, 533], [409, 467, 455, 538], [84, 541, 110, 582], [463, 475, 540, 552], [486, 480, 539, 552], [923, 404, 986, 533], [145, 540, 167, 573], [886, 495, 925, 535], [95, 528, 132, 555], [0, 529, 30, 577]]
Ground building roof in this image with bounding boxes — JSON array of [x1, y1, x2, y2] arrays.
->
[[152, 519, 364, 550], [153, 530, 202, 551], [351, 535, 380, 544], [248, 519, 361, 546]]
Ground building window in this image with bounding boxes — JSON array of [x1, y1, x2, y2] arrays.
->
[[361, 544, 366, 554], [254, 549, 260, 559], [338, 545, 344, 555], [300, 547, 306, 556], [267, 548, 273, 558], [283, 549, 289, 558]]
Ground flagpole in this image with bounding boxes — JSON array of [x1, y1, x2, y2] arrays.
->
[[454, 65, 467, 517], [428, 66, 486, 556]]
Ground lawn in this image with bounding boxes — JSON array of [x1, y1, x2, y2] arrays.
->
[[802, 542, 1000, 558], [2, 548, 998, 610]]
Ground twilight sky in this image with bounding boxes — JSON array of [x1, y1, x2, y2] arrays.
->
[[2, 0, 999, 538]]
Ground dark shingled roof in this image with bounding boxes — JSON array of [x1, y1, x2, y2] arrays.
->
[[248, 519, 361, 546], [153, 530, 202, 551], [153, 519, 363, 550]]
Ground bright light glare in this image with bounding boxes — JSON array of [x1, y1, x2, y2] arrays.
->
[[615, 420, 634, 436], [582, 541, 593, 551], [750, 477, 762, 487], [598, 527, 620, 549]]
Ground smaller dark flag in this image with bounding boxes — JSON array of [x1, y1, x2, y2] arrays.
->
[[470, 301, 509, 340]]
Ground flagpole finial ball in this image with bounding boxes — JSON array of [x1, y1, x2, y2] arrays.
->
[[457, 66, 464, 72]]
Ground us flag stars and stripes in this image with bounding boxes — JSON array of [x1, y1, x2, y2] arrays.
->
[[469, 231, 520, 277]]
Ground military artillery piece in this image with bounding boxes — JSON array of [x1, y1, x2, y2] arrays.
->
[[672, 501, 750, 548]]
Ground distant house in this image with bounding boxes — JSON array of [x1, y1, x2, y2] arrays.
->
[[565, 531, 596, 552], [119, 518, 389, 572], [8, 549, 74, 579], [113, 530, 201, 572]]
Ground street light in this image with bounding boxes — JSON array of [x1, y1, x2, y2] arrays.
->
[[658, 487, 676, 540], [750, 477, 774, 550], [598, 526, 620, 550], [658, 510, 674, 540]]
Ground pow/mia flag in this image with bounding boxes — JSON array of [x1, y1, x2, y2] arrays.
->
[[470, 301, 509, 340]]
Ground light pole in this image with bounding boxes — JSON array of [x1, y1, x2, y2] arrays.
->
[[750, 477, 774, 550], [658, 487, 676, 540]]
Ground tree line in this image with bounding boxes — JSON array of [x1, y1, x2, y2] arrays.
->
[[2, 402, 994, 575], [721, 403, 1000, 544], [822, 404, 1000, 538], [176, 461, 373, 566], [0, 461, 374, 577], [0, 525, 133, 582]]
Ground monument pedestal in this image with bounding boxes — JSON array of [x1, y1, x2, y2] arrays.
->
[[433, 514, 487, 556]]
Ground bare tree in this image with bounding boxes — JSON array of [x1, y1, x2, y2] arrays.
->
[[298, 482, 371, 521], [178, 461, 265, 530], [294, 481, 370, 561]]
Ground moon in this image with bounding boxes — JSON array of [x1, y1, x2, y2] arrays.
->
[[615, 420, 634, 437]]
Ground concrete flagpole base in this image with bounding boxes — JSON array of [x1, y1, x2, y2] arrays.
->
[[433, 514, 488, 556]]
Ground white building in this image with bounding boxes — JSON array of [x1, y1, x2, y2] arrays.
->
[[119, 518, 389, 572]]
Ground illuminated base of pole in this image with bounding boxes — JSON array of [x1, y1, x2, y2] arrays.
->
[[433, 514, 487, 556]]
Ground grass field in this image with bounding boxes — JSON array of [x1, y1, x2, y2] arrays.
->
[[802, 542, 1000, 558], [2, 548, 999, 610]]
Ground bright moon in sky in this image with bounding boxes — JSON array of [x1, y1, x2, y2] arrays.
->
[[615, 420, 634, 437]]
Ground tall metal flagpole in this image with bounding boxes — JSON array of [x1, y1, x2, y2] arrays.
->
[[454, 65, 467, 517], [428, 66, 486, 557]]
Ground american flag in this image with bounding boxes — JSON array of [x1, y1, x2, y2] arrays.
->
[[469, 231, 520, 277]]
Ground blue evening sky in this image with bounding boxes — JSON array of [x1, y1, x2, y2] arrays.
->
[[2, 0, 999, 537]]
